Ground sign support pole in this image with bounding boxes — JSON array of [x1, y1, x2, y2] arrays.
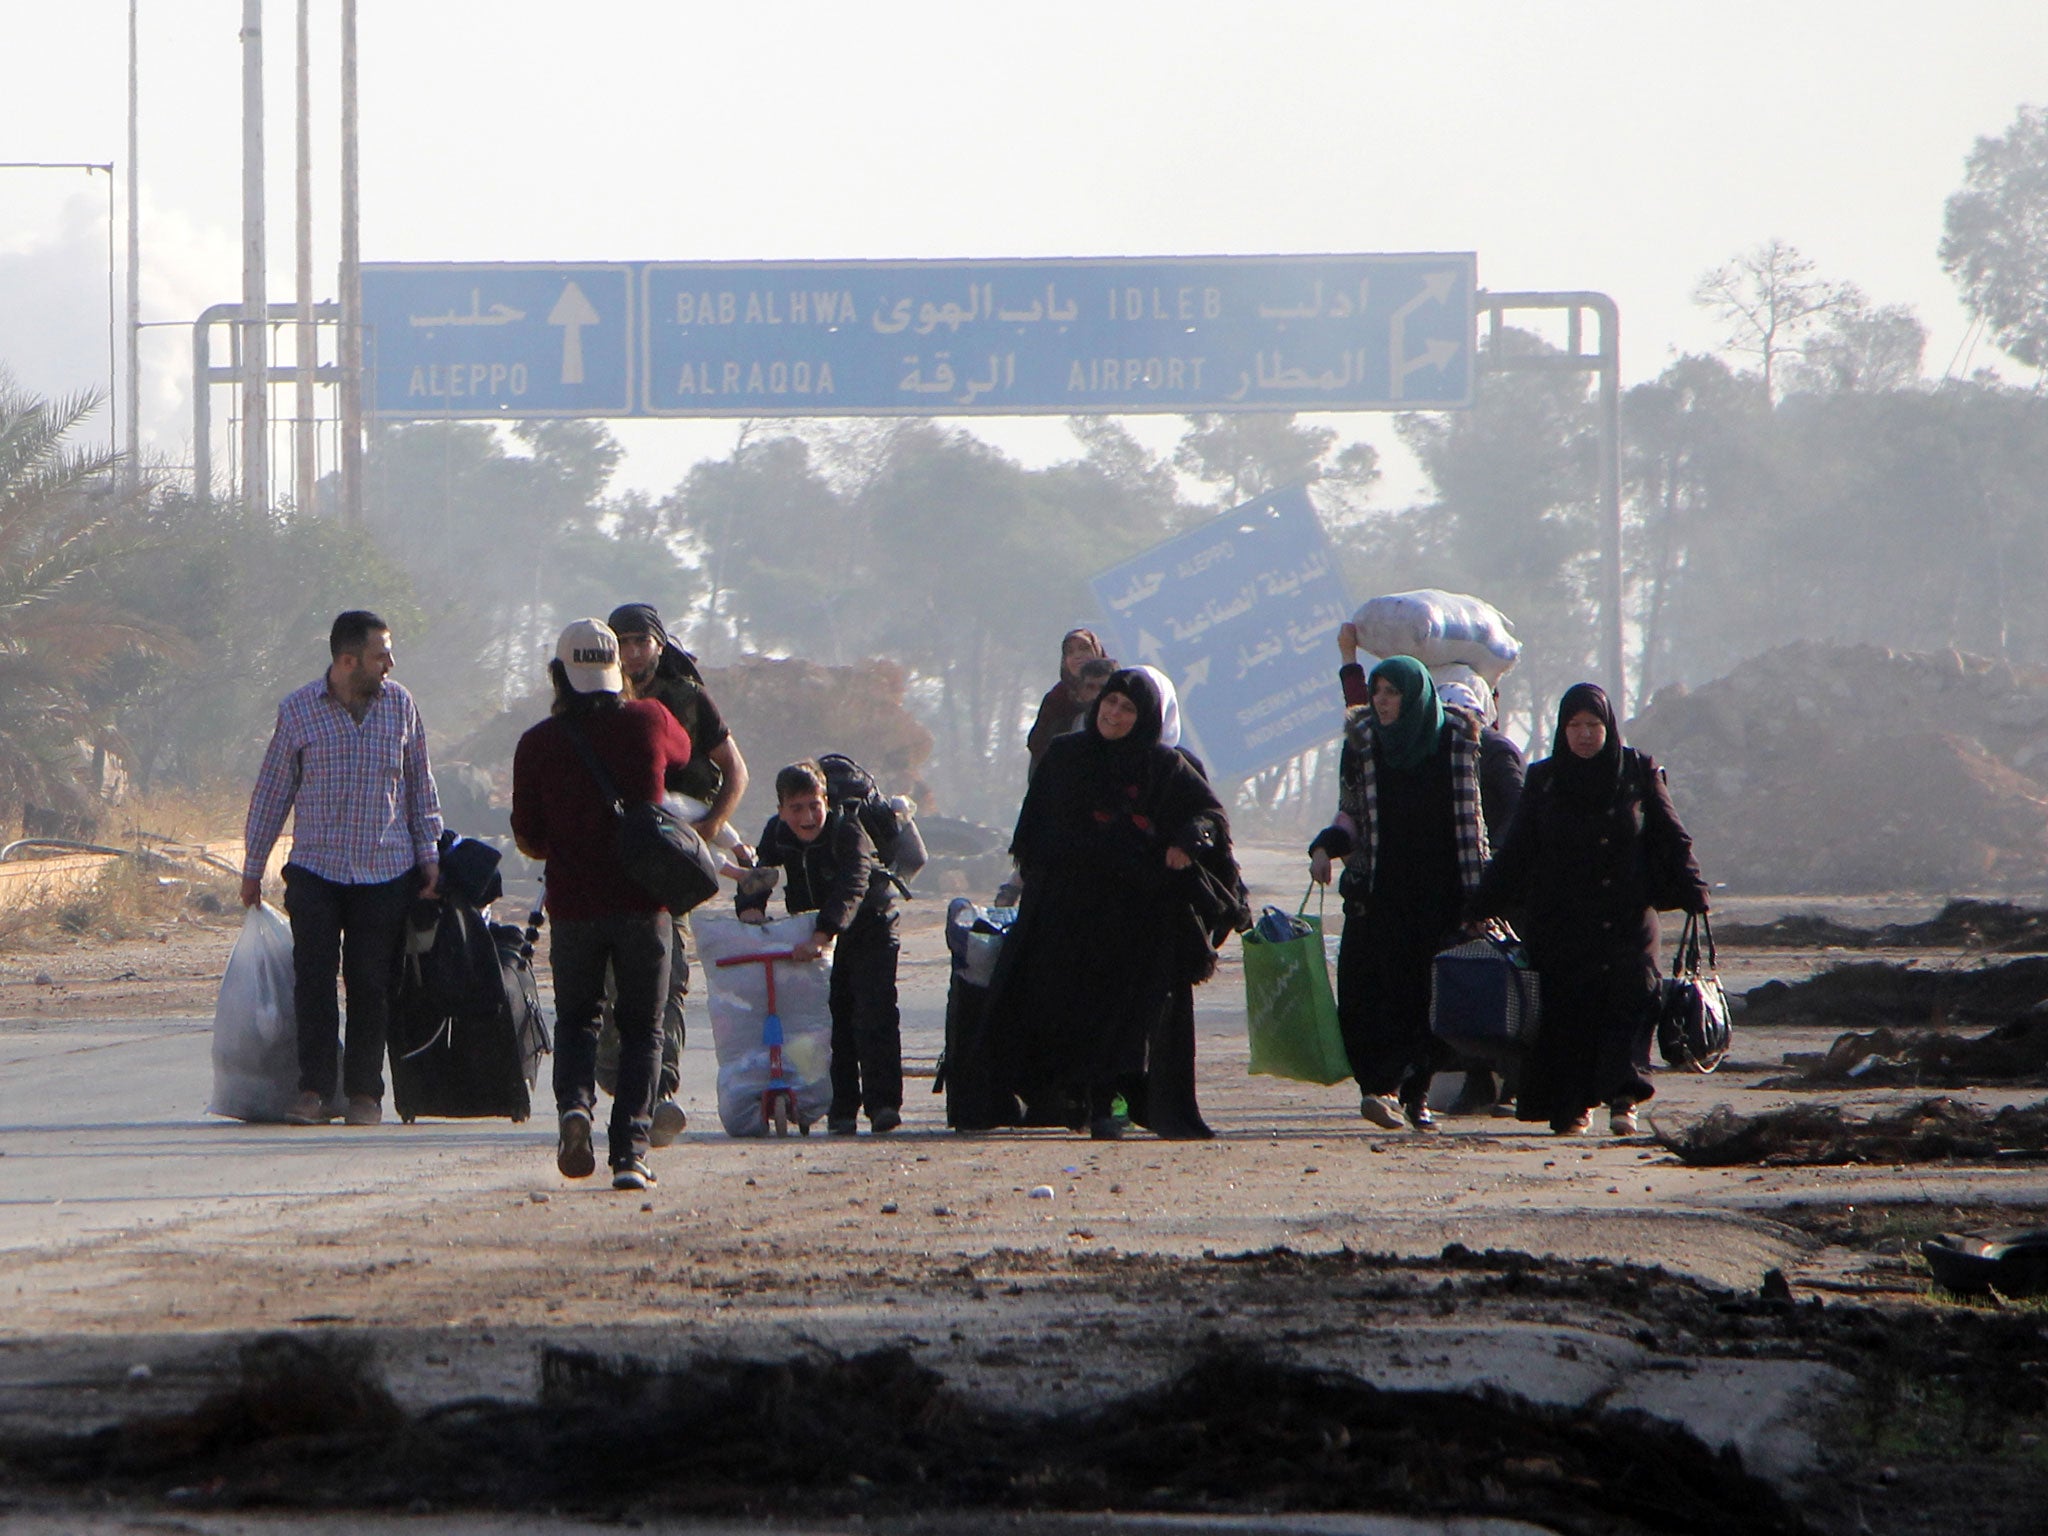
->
[[338, 0, 363, 526], [238, 0, 267, 514], [1477, 290, 1624, 718]]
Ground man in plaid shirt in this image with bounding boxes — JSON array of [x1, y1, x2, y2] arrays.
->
[[240, 611, 444, 1126]]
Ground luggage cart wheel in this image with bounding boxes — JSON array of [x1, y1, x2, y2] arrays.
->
[[770, 1097, 790, 1137], [401, 1113, 416, 1125]]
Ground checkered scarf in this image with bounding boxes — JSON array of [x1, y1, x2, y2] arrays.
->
[[1335, 705, 1489, 897]]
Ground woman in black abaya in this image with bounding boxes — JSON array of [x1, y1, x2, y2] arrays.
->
[[1468, 682, 1708, 1135], [1309, 655, 1489, 1133], [988, 668, 1238, 1139]]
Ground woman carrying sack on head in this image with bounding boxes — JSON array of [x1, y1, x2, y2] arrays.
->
[[988, 667, 1239, 1140], [1466, 683, 1709, 1137], [1309, 656, 1489, 1133]]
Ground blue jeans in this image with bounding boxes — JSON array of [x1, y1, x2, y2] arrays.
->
[[550, 912, 670, 1167]]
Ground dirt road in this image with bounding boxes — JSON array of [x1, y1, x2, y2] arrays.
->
[[3, 851, 2047, 1533]]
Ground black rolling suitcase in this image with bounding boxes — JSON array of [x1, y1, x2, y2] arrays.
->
[[388, 895, 550, 1122], [934, 898, 1020, 1130]]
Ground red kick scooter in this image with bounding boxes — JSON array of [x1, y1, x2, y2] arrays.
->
[[712, 949, 809, 1136]]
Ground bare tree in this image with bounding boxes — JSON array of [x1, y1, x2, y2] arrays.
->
[[1693, 239, 1859, 403]]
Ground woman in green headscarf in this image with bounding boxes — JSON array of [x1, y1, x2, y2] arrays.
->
[[1309, 655, 1489, 1131]]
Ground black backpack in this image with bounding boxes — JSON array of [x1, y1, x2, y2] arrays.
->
[[399, 897, 504, 1024], [816, 753, 924, 882]]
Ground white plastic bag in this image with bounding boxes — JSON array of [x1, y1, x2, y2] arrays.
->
[[1352, 590, 1521, 682], [209, 903, 324, 1122], [694, 911, 835, 1136]]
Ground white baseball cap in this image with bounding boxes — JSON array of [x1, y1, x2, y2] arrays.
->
[[554, 618, 623, 694]]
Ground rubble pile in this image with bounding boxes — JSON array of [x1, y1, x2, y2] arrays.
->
[[1629, 641, 2048, 892], [1766, 1010, 2048, 1088], [1656, 1096, 2048, 1166]]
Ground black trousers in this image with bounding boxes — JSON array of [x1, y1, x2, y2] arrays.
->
[[282, 863, 416, 1101], [551, 911, 671, 1167], [597, 913, 689, 1099], [828, 911, 902, 1121], [1335, 900, 1458, 1101]]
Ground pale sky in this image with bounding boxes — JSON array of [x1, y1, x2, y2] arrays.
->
[[1, 0, 2042, 501]]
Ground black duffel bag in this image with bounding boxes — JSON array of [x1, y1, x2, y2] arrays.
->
[[560, 718, 721, 914]]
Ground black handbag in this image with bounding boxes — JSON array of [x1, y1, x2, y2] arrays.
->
[[1656, 910, 1731, 1073], [559, 717, 721, 915]]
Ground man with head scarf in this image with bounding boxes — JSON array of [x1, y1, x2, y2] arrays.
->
[[1468, 682, 1709, 1136], [1310, 656, 1489, 1133], [592, 602, 753, 1146]]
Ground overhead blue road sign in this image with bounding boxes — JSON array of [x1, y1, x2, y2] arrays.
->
[[357, 254, 1475, 420], [362, 263, 633, 417], [1088, 484, 1351, 783], [642, 254, 1474, 417]]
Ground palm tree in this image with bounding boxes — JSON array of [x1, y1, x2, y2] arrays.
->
[[0, 381, 183, 828]]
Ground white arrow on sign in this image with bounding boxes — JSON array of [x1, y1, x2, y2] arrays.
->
[[1387, 270, 1459, 401], [548, 281, 601, 385], [1179, 655, 1211, 697], [1136, 628, 1166, 665]]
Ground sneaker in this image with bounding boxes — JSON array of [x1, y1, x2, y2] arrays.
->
[[1552, 1112, 1593, 1136], [556, 1110, 596, 1179], [1359, 1093, 1407, 1131], [1403, 1099, 1439, 1133], [1491, 1099, 1519, 1119], [1609, 1104, 1640, 1137], [285, 1090, 335, 1126], [869, 1107, 902, 1134], [612, 1158, 656, 1191], [1088, 1115, 1125, 1141], [344, 1096, 382, 1127], [648, 1100, 688, 1147], [827, 1115, 859, 1135]]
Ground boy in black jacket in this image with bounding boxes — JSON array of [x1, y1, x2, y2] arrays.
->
[[737, 760, 902, 1134]]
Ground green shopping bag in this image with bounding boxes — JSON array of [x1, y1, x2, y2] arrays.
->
[[1242, 883, 1352, 1085]]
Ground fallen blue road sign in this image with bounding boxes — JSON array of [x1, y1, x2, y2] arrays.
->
[[1088, 484, 1351, 782], [362, 263, 634, 417]]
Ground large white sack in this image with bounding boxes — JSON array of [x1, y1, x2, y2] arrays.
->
[[1352, 590, 1521, 682], [208, 904, 339, 1122], [694, 911, 835, 1136]]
